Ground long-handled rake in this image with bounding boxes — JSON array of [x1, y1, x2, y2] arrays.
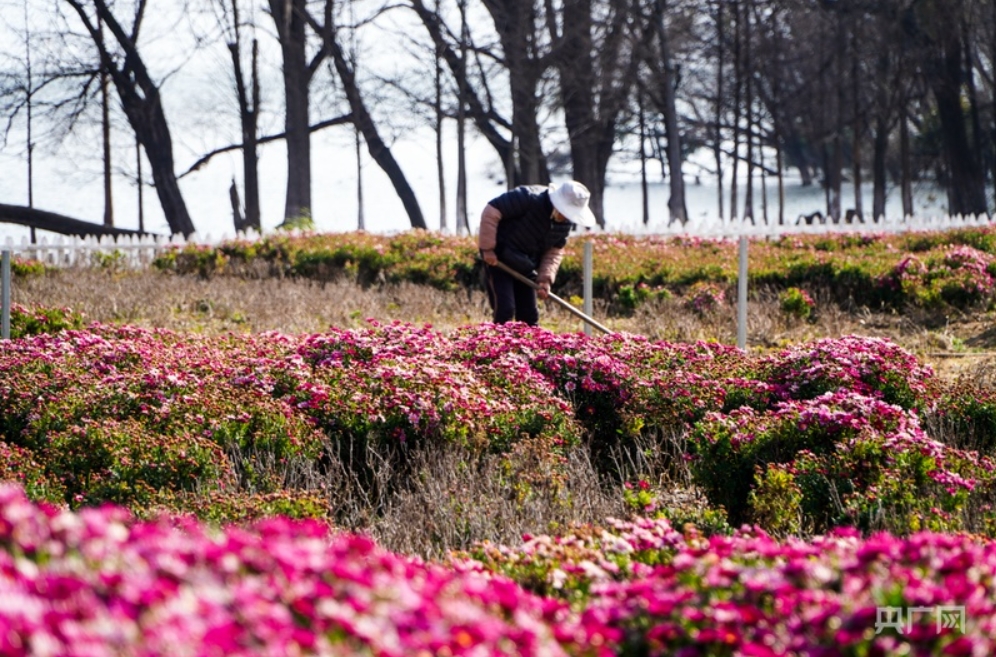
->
[[492, 260, 613, 335]]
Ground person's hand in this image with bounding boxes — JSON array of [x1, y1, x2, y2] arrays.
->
[[537, 280, 551, 300], [482, 249, 498, 266]]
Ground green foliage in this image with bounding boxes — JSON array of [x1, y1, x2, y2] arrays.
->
[[689, 393, 994, 535], [683, 281, 726, 315], [0, 326, 328, 516], [653, 502, 732, 537], [928, 383, 996, 454], [8, 303, 86, 338], [145, 225, 996, 314], [42, 419, 232, 508], [10, 256, 46, 277], [92, 249, 127, 270], [748, 463, 803, 536], [879, 246, 996, 311], [153, 244, 230, 278], [616, 282, 671, 313], [0, 441, 65, 504], [148, 489, 331, 523], [278, 209, 316, 232], [779, 287, 815, 320]]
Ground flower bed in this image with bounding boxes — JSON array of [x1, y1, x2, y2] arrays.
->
[[3, 319, 996, 534], [4, 311, 996, 652], [146, 226, 996, 312], [3, 485, 996, 656], [0, 485, 580, 656]]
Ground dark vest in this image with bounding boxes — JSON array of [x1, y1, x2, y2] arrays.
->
[[489, 185, 573, 260]]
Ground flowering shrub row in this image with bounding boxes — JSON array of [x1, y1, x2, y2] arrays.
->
[[3, 484, 995, 656], [470, 515, 996, 656], [878, 246, 996, 309], [148, 226, 996, 311], [0, 322, 582, 517], [779, 286, 815, 319], [4, 317, 996, 533], [4, 302, 85, 339], [691, 392, 994, 535], [0, 484, 583, 656]]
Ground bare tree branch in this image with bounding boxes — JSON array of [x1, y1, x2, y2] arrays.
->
[[177, 113, 353, 178], [0, 203, 153, 238]]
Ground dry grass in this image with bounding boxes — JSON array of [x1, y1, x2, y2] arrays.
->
[[285, 429, 696, 559], [12, 268, 493, 335], [15, 267, 996, 376]]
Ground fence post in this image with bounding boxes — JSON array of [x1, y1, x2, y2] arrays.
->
[[2, 250, 10, 340], [737, 235, 748, 350], [583, 240, 593, 336]]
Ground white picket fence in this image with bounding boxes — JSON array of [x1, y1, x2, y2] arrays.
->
[[1, 213, 994, 268], [620, 212, 995, 239], [0, 231, 262, 268]]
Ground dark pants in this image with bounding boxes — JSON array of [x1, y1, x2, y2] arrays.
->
[[485, 265, 539, 325]]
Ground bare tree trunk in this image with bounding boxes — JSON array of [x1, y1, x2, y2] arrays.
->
[[872, 117, 888, 221], [355, 125, 365, 231], [23, 0, 36, 243], [456, 112, 467, 233], [246, 39, 261, 232], [551, 0, 640, 226], [931, 39, 986, 215], [655, 0, 686, 226], [66, 0, 195, 237], [906, 1, 987, 215], [900, 113, 913, 217], [136, 134, 144, 232], [483, 0, 552, 185], [505, 135, 517, 191], [816, 23, 837, 220], [714, 0, 724, 223], [268, 0, 312, 224], [434, 0, 446, 233], [776, 141, 785, 225], [760, 149, 769, 225], [99, 12, 113, 228], [992, 0, 996, 214], [229, 178, 244, 228], [852, 136, 863, 221], [558, 0, 599, 212], [743, 0, 754, 225], [511, 92, 547, 185], [829, 13, 844, 222], [347, 0, 364, 231], [312, 8, 427, 229], [828, 139, 842, 222], [228, 3, 261, 233], [851, 36, 863, 222], [639, 92, 650, 225], [771, 5, 784, 226], [456, 0, 469, 234], [500, 0, 545, 184], [963, 18, 984, 215], [822, 150, 830, 217], [730, 0, 741, 222]]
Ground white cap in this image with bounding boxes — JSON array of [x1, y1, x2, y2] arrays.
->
[[549, 180, 597, 228]]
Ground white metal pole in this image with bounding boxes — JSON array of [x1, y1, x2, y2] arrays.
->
[[583, 240, 593, 336], [2, 250, 10, 340], [737, 235, 747, 350]]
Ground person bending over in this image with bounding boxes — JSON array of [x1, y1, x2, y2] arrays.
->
[[478, 180, 596, 325]]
